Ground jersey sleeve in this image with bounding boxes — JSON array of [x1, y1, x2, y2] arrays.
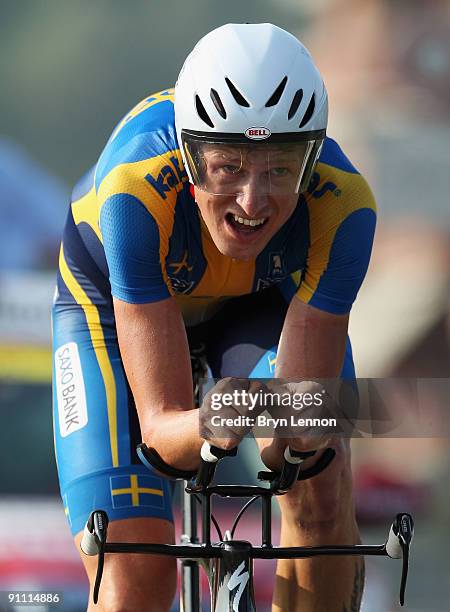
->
[[96, 147, 185, 304], [100, 192, 172, 303], [296, 170, 377, 315]]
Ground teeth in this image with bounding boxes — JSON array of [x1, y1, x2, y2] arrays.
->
[[233, 214, 266, 227]]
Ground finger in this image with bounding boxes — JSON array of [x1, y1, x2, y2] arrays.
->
[[288, 436, 331, 452], [205, 408, 255, 441], [200, 423, 242, 449]]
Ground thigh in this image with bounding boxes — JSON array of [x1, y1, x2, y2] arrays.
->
[[52, 299, 174, 539], [205, 283, 356, 379]]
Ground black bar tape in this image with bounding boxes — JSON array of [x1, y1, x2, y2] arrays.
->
[[258, 448, 336, 483], [137, 443, 197, 480]]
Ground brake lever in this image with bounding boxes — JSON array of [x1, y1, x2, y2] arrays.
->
[[258, 448, 336, 490], [94, 510, 109, 604], [398, 513, 414, 606], [190, 441, 238, 491], [80, 510, 109, 604], [385, 513, 414, 606], [270, 448, 316, 493]]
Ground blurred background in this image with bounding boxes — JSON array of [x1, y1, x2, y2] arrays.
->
[[0, 1, 449, 610]]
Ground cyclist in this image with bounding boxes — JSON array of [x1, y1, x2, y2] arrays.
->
[[52, 23, 376, 611]]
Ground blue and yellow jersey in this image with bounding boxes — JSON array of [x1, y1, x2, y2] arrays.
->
[[56, 89, 376, 326]]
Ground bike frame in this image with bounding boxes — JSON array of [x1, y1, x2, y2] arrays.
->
[[178, 480, 393, 612], [96, 477, 408, 611], [81, 351, 413, 610], [175, 355, 410, 611], [180, 346, 208, 612]]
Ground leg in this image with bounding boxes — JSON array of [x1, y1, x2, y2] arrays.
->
[[76, 517, 176, 612], [273, 439, 364, 612], [53, 283, 176, 612]]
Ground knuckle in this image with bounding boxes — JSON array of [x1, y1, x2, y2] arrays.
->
[[216, 437, 238, 451]]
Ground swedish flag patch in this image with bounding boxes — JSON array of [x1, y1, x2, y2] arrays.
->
[[110, 473, 165, 509]]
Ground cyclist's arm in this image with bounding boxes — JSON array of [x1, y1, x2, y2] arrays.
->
[[97, 153, 205, 471], [280, 168, 376, 378], [260, 175, 376, 465], [114, 296, 204, 471], [258, 300, 348, 468], [276, 298, 349, 378]]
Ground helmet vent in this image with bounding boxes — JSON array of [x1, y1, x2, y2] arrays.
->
[[225, 77, 250, 107], [299, 93, 315, 128], [288, 89, 303, 120], [210, 89, 227, 119], [195, 94, 214, 128], [265, 76, 288, 107]]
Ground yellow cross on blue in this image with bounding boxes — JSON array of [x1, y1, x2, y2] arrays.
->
[[110, 474, 165, 509], [267, 351, 277, 373]]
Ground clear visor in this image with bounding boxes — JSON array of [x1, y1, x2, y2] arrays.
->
[[182, 135, 324, 196]]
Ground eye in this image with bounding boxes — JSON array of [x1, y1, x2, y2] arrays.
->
[[221, 164, 241, 174], [270, 167, 289, 177]]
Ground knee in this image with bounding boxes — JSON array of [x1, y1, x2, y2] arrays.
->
[[280, 440, 355, 531], [90, 557, 177, 612], [80, 518, 178, 612]]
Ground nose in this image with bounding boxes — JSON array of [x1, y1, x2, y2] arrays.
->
[[235, 177, 268, 217]]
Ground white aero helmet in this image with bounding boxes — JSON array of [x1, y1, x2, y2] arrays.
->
[[175, 23, 328, 196]]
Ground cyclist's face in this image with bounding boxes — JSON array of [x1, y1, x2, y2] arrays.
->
[[193, 146, 301, 260]]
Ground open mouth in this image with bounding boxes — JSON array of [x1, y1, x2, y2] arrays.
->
[[225, 212, 268, 234]]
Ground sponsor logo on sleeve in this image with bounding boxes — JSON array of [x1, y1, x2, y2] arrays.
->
[[55, 342, 88, 437], [308, 171, 340, 198], [145, 155, 188, 200]]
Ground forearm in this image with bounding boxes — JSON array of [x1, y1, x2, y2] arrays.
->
[[276, 301, 348, 379], [113, 298, 203, 469], [142, 407, 203, 471]]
